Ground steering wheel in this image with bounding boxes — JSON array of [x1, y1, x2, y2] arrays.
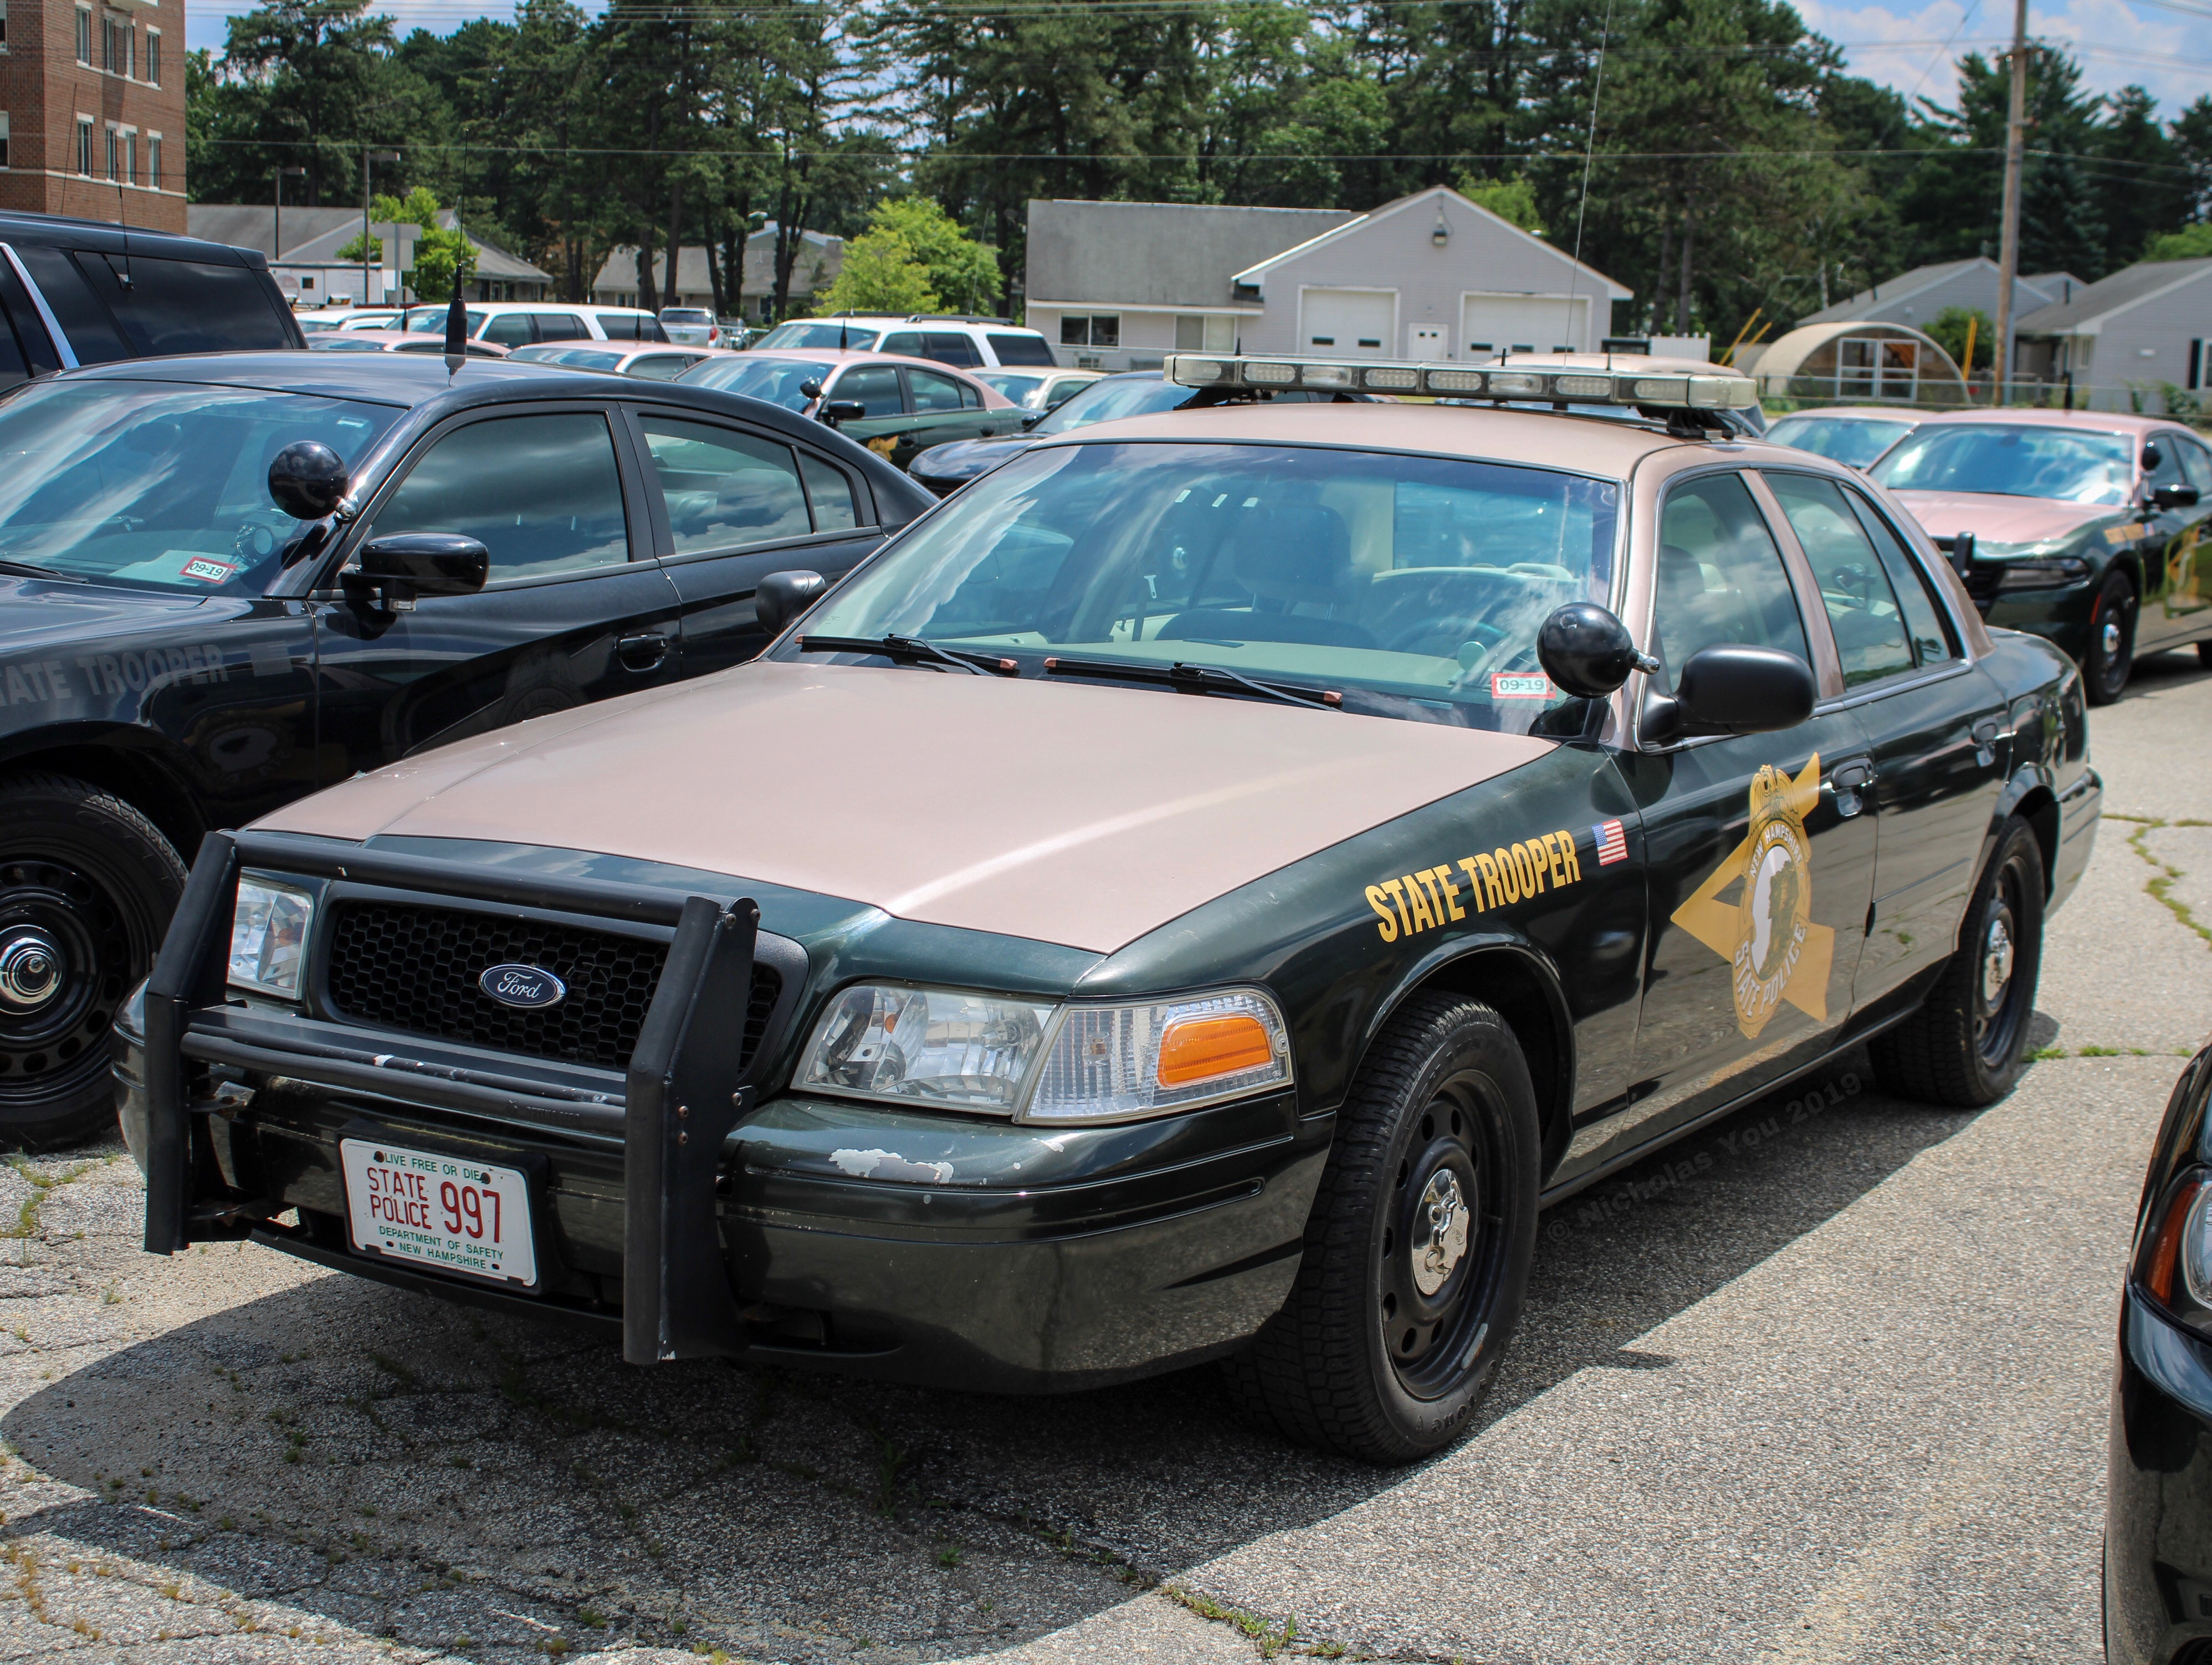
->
[[231, 509, 301, 569]]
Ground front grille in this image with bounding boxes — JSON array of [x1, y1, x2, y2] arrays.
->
[[323, 901, 781, 1074]]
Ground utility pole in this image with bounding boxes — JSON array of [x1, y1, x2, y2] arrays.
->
[[275, 164, 305, 276], [362, 148, 400, 306], [1992, 0, 2030, 404]]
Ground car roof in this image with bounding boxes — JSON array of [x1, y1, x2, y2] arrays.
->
[[1906, 407, 2189, 436], [1036, 396, 1701, 473], [0, 209, 272, 270], [1770, 406, 1923, 423]]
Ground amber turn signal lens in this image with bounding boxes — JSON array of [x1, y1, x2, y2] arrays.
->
[[1155, 1014, 1274, 1087], [2145, 1175, 2205, 1307]]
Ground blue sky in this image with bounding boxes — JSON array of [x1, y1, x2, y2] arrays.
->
[[184, 0, 2211, 122]]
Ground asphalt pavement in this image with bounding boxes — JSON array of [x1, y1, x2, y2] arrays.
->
[[0, 649, 2205, 1665]]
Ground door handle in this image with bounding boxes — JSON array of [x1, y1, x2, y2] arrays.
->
[[616, 631, 670, 672], [1827, 759, 1873, 817], [1972, 718, 2004, 767]]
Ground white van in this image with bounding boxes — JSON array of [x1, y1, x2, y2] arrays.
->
[[749, 314, 1056, 370], [397, 301, 669, 348]]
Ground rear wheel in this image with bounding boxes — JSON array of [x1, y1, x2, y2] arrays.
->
[[2084, 570, 2136, 705], [1871, 817, 2045, 1108], [1223, 992, 1540, 1464], [0, 775, 187, 1150]]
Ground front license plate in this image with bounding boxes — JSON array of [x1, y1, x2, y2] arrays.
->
[[339, 1138, 537, 1288]]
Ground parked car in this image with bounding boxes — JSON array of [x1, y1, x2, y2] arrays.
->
[[678, 348, 1021, 470], [335, 311, 409, 331], [127, 351, 2096, 1466], [2107, 1037, 2212, 1665], [396, 303, 670, 350], [294, 315, 351, 334], [0, 209, 301, 390], [308, 329, 511, 359], [505, 342, 715, 380], [658, 308, 725, 349], [1764, 407, 1924, 469], [973, 367, 1100, 412], [0, 350, 928, 1150], [1868, 409, 2212, 702], [750, 314, 1057, 369], [908, 369, 1368, 497]]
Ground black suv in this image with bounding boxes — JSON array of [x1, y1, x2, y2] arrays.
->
[[0, 211, 302, 387]]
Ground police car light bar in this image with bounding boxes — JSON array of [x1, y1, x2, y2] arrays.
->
[[1161, 353, 1758, 412]]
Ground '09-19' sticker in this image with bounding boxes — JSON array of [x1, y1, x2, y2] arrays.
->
[[1365, 829, 1586, 942]]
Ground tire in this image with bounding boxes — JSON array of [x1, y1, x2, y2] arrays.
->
[[0, 774, 187, 1150], [1870, 817, 2045, 1108], [1223, 992, 1542, 1464], [2084, 569, 2137, 705], [2196, 638, 2212, 670]]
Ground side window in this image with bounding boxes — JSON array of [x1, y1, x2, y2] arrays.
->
[[1845, 490, 1958, 667], [926, 331, 980, 367], [93, 255, 292, 354], [9, 245, 130, 362], [480, 312, 533, 348], [1652, 473, 1810, 684], [641, 417, 811, 554], [595, 312, 641, 340], [534, 312, 590, 342], [628, 355, 690, 381], [2179, 439, 2212, 495], [798, 453, 859, 532], [879, 331, 926, 358], [987, 332, 1059, 367], [368, 413, 630, 581], [1764, 472, 1916, 687], [0, 302, 28, 390], [834, 365, 904, 418], [907, 368, 967, 413]]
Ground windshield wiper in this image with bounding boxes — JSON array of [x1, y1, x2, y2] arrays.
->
[[1043, 655, 1341, 711], [0, 558, 71, 581], [797, 634, 1017, 675]]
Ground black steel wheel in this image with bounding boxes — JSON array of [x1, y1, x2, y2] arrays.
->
[[2085, 570, 2137, 705], [1871, 817, 2045, 1108], [1223, 992, 1540, 1463], [0, 775, 187, 1150]]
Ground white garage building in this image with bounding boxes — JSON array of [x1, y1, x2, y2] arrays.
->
[[1024, 187, 1631, 372]]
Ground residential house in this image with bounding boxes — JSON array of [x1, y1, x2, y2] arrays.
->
[[186, 205, 555, 307], [0, 0, 186, 229], [591, 225, 843, 318], [1024, 188, 1631, 371], [1799, 257, 2080, 331], [2014, 258, 2212, 410]]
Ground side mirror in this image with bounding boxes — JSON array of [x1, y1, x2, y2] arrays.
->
[[268, 441, 349, 520], [1020, 412, 1045, 431], [1643, 645, 1816, 741], [2153, 484, 2201, 511], [818, 400, 867, 426], [1537, 602, 1660, 698], [2143, 442, 2164, 472], [349, 532, 490, 612], [755, 569, 826, 637]]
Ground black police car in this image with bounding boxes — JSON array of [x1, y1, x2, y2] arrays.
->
[[2110, 1038, 2212, 1662], [1, 210, 303, 387], [0, 350, 930, 1149]]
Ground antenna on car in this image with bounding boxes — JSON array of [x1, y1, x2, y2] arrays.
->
[[442, 284, 468, 377], [1562, 0, 1615, 354]]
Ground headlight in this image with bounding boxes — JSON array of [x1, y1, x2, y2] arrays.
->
[[2183, 1182, 2212, 1309], [1996, 556, 2091, 590], [792, 982, 1294, 1123], [228, 875, 314, 999]]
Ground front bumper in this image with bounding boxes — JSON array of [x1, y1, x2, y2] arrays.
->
[[124, 831, 1323, 1392], [2107, 1286, 2212, 1665], [1982, 582, 2098, 664]]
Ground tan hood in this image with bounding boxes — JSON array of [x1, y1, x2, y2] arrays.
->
[[1890, 490, 2122, 549], [261, 662, 1553, 953]]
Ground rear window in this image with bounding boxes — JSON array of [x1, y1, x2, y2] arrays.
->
[[596, 312, 669, 342], [758, 321, 884, 351], [987, 332, 1058, 367], [11, 248, 294, 360], [660, 309, 713, 324]]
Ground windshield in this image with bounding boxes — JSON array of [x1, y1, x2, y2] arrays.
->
[[1767, 414, 1914, 469], [1033, 377, 1197, 434], [976, 371, 1047, 407], [755, 321, 885, 352], [401, 306, 485, 335], [782, 440, 1620, 732], [1871, 423, 2134, 506], [0, 380, 400, 594], [677, 355, 834, 409], [511, 346, 625, 371]]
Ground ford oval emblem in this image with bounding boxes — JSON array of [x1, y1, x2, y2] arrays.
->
[[479, 964, 567, 1010]]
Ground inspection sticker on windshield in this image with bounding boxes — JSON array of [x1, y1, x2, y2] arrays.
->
[[1491, 673, 1554, 700], [178, 557, 238, 585], [340, 1139, 536, 1287]]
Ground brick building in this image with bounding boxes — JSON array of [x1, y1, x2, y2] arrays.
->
[[0, 0, 186, 231]]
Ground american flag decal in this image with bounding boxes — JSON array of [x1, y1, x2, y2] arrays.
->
[[1593, 819, 1629, 866]]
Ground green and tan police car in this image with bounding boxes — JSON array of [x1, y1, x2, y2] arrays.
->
[[124, 353, 2100, 1463]]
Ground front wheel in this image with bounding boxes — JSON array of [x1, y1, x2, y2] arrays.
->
[[1871, 817, 2045, 1108], [0, 775, 187, 1150], [2085, 570, 2137, 705], [1223, 992, 1540, 1464]]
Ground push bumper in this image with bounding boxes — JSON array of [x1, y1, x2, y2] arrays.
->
[[2107, 1286, 2212, 1665]]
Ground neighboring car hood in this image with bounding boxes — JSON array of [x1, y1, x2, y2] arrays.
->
[[911, 435, 1037, 481], [259, 661, 1555, 953], [1888, 491, 2125, 550]]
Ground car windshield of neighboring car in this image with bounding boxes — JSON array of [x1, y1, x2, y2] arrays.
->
[[676, 354, 836, 410], [509, 345, 625, 372], [295, 316, 345, 332], [1871, 423, 2134, 506], [0, 380, 400, 595], [307, 337, 387, 352], [1031, 376, 1198, 434], [1767, 414, 1915, 469], [783, 440, 1620, 733], [400, 306, 487, 335], [976, 371, 1047, 407], [660, 309, 713, 324], [754, 321, 885, 351]]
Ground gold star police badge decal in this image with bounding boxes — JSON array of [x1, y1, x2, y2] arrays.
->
[[1669, 755, 1835, 1039]]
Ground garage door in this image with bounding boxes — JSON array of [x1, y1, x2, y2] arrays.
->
[[1462, 295, 1589, 356], [1300, 289, 1396, 357]]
